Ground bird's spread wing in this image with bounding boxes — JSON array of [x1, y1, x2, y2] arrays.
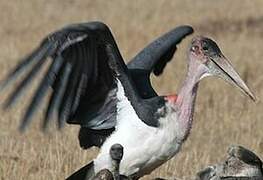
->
[[128, 25, 194, 98], [128, 25, 193, 74], [0, 21, 135, 131]]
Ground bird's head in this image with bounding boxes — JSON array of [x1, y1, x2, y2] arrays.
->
[[110, 143, 124, 162], [188, 36, 256, 101]]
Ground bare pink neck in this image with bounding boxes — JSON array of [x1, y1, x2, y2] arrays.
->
[[173, 59, 206, 141]]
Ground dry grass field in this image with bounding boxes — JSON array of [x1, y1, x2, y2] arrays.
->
[[0, 0, 263, 179]]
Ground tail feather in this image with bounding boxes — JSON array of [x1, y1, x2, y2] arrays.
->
[[66, 161, 95, 180]]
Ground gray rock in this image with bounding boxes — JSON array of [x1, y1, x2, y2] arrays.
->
[[196, 145, 263, 180]]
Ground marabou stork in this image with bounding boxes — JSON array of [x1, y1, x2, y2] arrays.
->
[[0, 21, 255, 179]]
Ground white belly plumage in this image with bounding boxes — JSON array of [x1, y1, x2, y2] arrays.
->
[[94, 80, 184, 177]]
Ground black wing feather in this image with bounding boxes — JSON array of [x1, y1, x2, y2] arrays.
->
[[127, 25, 193, 98], [19, 57, 64, 131], [0, 42, 52, 90], [4, 44, 56, 108], [52, 62, 72, 129], [43, 58, 69, 129], [153, 46, 177, 75], [70, 41, 90, 114], [1, 21, 139, 131], [70, 39, 90, 113], [58, 45, 79, 126], [1, 21, 174, 136], [128, 25, 193, 74]]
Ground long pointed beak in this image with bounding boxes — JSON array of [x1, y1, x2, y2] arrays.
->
[[210, 55, 256, 101]]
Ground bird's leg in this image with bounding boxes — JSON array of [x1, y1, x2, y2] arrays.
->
[[109, 144, 124, 180], [112, 159, 121, 180]]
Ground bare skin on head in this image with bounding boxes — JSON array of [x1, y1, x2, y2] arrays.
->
[[189, 36, 255, 101], [173, 36, 255, 143]]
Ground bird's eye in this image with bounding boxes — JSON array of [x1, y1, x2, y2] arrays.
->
[[202, 46, 209, 51], [191, 45, 199, 52]]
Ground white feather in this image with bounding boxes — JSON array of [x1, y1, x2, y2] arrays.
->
[[94, 80, 185, 177]]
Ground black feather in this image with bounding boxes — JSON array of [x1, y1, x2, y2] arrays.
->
[[43, 56, 66, 129], [2, 21, 146, 134], [43, 62, 72, 129], [127, 25, 193, 99], [0, 42, 52, 91], [88, 36, 99, 84], [71, 74, 87, 115], [128, 25, 193, 74], [58, 45, 82, 127], [19, 56, 64, 131], [153, 46, 177, 75], [70, 41, 88, 114], [56, 62, 73, 128], [4, 45, 55, 109]]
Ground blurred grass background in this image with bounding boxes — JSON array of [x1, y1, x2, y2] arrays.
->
[[0, 0, 263, 179]]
